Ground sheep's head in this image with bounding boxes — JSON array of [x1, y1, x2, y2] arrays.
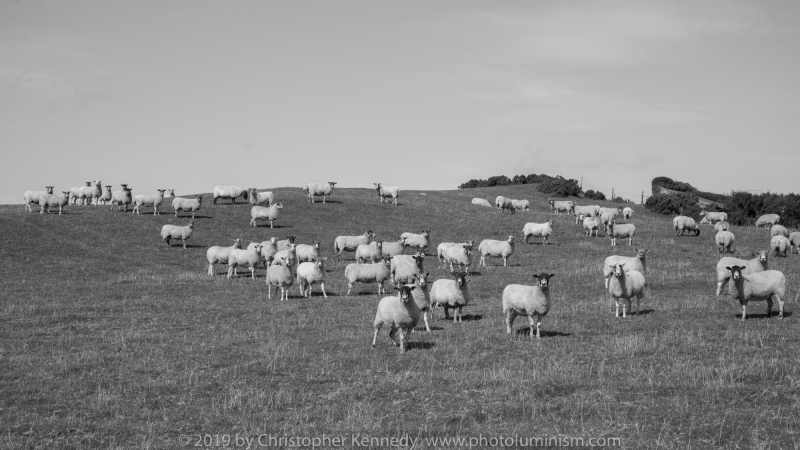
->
[[635, 248, 648, 259], [275, 203, 284, 209], [726, 265, 744, 281], [328, 182, 337, 187], [382, 257, 391, 268], [452, 272, 468, 287], [507, 235, 514, 243], [233, 238, 243, 249], [312, 240, 321, 250], [288, 243, 297, 252], [412, 253, 425, 270], [121, 184, 128, 188], [62, 191, 69, 197], [756, 250, 769, 263], [158, 189, 166, 195], [253, 244, 263, 253], [415, 272, 429, 288], [285, 235, 296, 243], [46, 186, 54, 193], [398, 285, 413, 302], [269, 236, 278, 244], [534, 273, 554, 289], [105, 185, 112, 190], [195, 195, 202, 201], [315, 257, 326, 270], [376, 241, 383, 250], [167, 189, 175, 196], [609, 263, 625, 277], [422, 230, 430, 237], [373, 183, 381, 192], [187, 221, 194, 229], [84, 181, 91, 186], [367, 230, 375, 238], [546, 220, 553, 226]]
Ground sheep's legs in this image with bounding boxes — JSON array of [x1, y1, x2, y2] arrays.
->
[[716, 279, 727, 296], [182, 238, 187, 250], [208, 264, 214, 276], [388, 327, 399, 346], [505, 310, 516, 333], [320, 282, 327, 298], [268, 283, 272, 299], [615, 298, 620, 318], [371, 326, 380, 347], [741, 303, 747, 321], [249, 267, 255, 280], [775, 294, 784, 319], [423, 311, 430, 331], [766, 297, 773, 318]]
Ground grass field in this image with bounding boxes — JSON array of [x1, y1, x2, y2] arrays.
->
[[2, 185, 799, 449]]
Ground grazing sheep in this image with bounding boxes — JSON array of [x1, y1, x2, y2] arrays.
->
[[583, 216, 602, 237], [267, 256, 295, 301], [390, 252, 424, 286], [430, 272, 472, 323], [478, 235, 514, 267], [606, 263, 646, 318], [715, 230, 736, 253], [24, 186, 54, 213], [212, 186, 248, 204], [249, 203, 283, 228], [401, 230, 430, 253], [522, 220, 553, 245], [673, 216, 700, 236], [356, 241, 383, 263], [160, 221, 194, 249], [296, 241, 322, 262], [227, 244, 263, 279], [111, 184, 133, 211], [248, 237, 278, 267], [345, 257, 392, 295], [755, 213, 780, 228], [248, 188, 274, 206], [303, 182, 337, 204], [374, 183, 399, 205], [133, 189, 167, 215], [502, 273, 553, 339], [790, 232, 800, 254], [405, 273, 432, 332], [622, 207, 633, 220], [725, 265, 785, 320], [372, 285, 420, 353], [380, 237, 407, 258], [548, 199, 574, 215], [771, 235, 790, 258], [770, 224, 789, 238], [471, 198, 492, 207], [38, 191, 70, 215], [603, 249, 648, 289], [715, 250, 769, 296], [206, 239, 243, 276], [714, 221, 729, 233], [511, 199, 530, 211], [77, 180, 102, 206], [172, 195, 202, 218], [700, 210, 728, 224], [333, 230, 375, 260], [277, 235, 297, 251], [296, 257, 328, 297], [574, 205, 600, 223], [441, 245, 473, 271], [98, 185, 113, 205], [495, 196, 517, 215], [437, 241, 474, 268], [606, 221, 635, 246]]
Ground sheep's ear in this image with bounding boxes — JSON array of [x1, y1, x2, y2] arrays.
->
[[533, 274, 539, 279], [725, 266, 732, 271], [549, 274, 555, 279]]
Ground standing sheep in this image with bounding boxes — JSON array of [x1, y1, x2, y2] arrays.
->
[[548, 199, 574, 215], [478, 235, 514, 267], [789, 232, 800, 254], [622, 207, 633, 220], [372, 285, 420, 353], [599, 206, 622, 225], [356, 241, 383, 263], [248, 188, 274, 206], [715, 250, 769, 296], [133, 189, 167, 215], [206, 239, 243, 276], [430, 272, 472, 323], [511, 199, 530, 211], [715, 230, 736, 254], [495, 196, 517, 215], [770, 224, 789, 238], [725, 265, 785, 320], [98, 185, 113, 205], [583, 216, 602, 237], [303, 182, 337, 204], [24, 186, 54, 213], [345, 257, 392, 295], [441, 245, 473, 272], [606, 221, 635, 246], [405, 273, 432, 332], [160, 221, 194, 249], [380, 237, 407, 258], [296, 257, 328, 297], [38, 191, 70, 215], [603, 249, 648, 289], [574, 204, 600, 223], [700, 210, 728, 224], [390, 252, 424, 286], [502, 273, 554, 339], [472, 198, 492, 207], [172, 195, 202, 218], [437, 241, 474, 268], [401, 230, 430, 254], [296, 241, 322, 262], [77, 180, 102, 206], [249, 203, 283, 228], [248, 237, 278, 267], [68, 182, 90, 205], [333, 230, 375, 261], [374, 183, 399, 205], [111, 184, 133, 211], [277, 236, 297, 251], [714, 221, 729, 233], [755, 213, 780, 228], [771, 235, 790, 258], [673, 216, 700, 236], [267, 256, 295, 301], [271, 244, 298, 271], [227, 244, 263, 279], [212, 186, 248, 204], [522, 220, 553, 245], [606, 263, 646, 318]]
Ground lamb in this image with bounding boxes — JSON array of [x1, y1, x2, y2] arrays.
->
[[511, 199, 530, 211], [249, 203, 283, 228], [430, 272, 472, 323], [276, 235, 297, 251], [700, 210, 728, 224], [790, 232, 800, 254], [522, 220, 553, 245], [172, 195, 202, 218], [23, 186, 54, 213], [495, 196, 517, 215], [755, 213, 779, 228], [390, 252, 424, 285], [303, 182, 337, 203], [715, 230, 735, 254], [248, 188, 274, 206], [715, 250, 769, 296], [437, 241, 474, 268], [771, 235, 790, 258], [714, 221, 729, 233], [111, 184, 133, 211], [333, 230, 375, 260], [405, 273, 432, 332], [606, 263, 646, 318], [374, 183, 399, 205], [212, 186, 248, 204], [206, 239, 243, 276], [296, 257, 328, 297], [603, 249, 648, 289], [583, 216, 602, 237], [77, 180, 102, 206], [599, 206, 622, 225], [673, 216, 700, 236], [227, 244, 263, 279], [248, 237, 278, 267], [356, 241, 383, 263], [502, 273, 553, 338], [622, 207, 633, 220], [267, 256, 295, 301], [606, 221, 635, 246], [725, 265, 785, 320], [133, 189, 166, 215], [160, 221, 194, 249], [380, 237, 407, 258], [478, 235, 514, 267], [770, 224, 789, 238], [98, 185, 113, 205], [345, 257, 392, 295], [296, 240, 322, 262], [401, 230, 430, 253], [441, 245, 473, 271], [38, 191, 70, 215], [573, 205, 600, 223], [471, 198, 492, 207], [372, 285, 420, 353], [548, 199, 574, 215]]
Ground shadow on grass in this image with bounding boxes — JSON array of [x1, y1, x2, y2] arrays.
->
[[436, 314, 482, 322], [312, 200, 343, 204], [405, 341, 435, 350], [254, 224, 291, 229], [526, 242, 561, 246], [741, 311, 792, 320], [514, 328, 571, 338], [177, 215, 212, 219]]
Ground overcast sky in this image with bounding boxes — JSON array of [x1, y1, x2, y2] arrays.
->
[[2, 0, 799, 204]]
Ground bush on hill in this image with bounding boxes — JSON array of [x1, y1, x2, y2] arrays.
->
[[584, 190, 606, 200], [537, 177, 582, 197], [645, 193, 702, 217]]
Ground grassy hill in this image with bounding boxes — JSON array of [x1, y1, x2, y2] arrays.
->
[[2, 186, 799, 448]]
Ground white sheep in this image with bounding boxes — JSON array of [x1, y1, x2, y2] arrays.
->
[[755, 213, 779, 228], [549, 199, 574, 215], [405, 272, 431, 332], [380, 237, 407, 258], [770, 224, 789, 238], [372, 285, 420, 353], [111, 184, 133, 211], [606, 263, 646, 318], [441, 245, 473, 271], [622, 207, 633, 220], [160, 221, 194, 249], [790, 232, 800, 254], [430, 271, 471, 323], [24, 186, 54, 213], [163, 189, 175, 200], [68, 182, 89, 205], [599, 206, 622, 225], [573, 204, 600, 221], [725, 265, 785, 320], [700, 210, 728, 224], [522, 220, 553, 245], [172, 195, 202, 218], [606, 221, 635, 246], [502, 273, 554, 339], [345, 257, 392, 295], [400, 230, 430, 253], [771, 235, 790, 258], [583, 216, 602, 237], [511, 199, 530, 211], [603, 248, 648, 289], [276, 235, 297, 251], [213, 185, 248, 204], [333, 230, 375, 260], [38, 191, 70, 215], [715, 250, 770, 296], [77, 180, 102, 206], [271, 244, 297, 270], [495, 196, 517, 215], [390, 252, 424, 285], [374, 183, 399, 205], [478, 235, 514, 267], [715, 230, 735, 254], [133, 189, 166, 215], [248, 188, 274, 206], [296, 240, 322, 262], [206, 239, 243, 276], [227, 244, 263, 279], [673, 216, 700, 236], [249, 203, 283, 228], [303, 182, 337, 203], [714, 221, 729, 233], [436, 241, 474, 268], [98, 185, 113, 205], [248, 237, 278, 267], [471, 198, 492, 207], [356, 241, 383, 263], [267, 255, 295, 301], [296, 257, 328, 297]]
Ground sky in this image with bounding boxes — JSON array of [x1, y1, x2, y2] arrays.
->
[[2, 0, 799, 205]]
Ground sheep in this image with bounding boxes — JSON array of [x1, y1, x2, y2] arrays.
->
[[770, 224, 789, 238], [356, 241, 383, 263], [172, 195, 202, 218], [603, 248, 648, 289], [502, 273, 553, 338], [755, 213, 779, 228], [548, 199, 574, 215], [296, 257, 328, 297], [715, 250, 769, 296], [68, 182, 89, 205], [714, 221, 729, 233], [725, 265, 785, 320], [372, 285, 420, 353], [345, 257, 392, 295], [271, 244, 297, 270], [133, 189, 166, 215], [249, 203, 283, 228], [405, 273, 432, 332], [511, 199, 530, 211], [374, 183, 399, 205], [522, 220, 553, 245], [606, 221, 635, 246], [296, 240, 322, 262], [699, 217, 711, 225], [478, 235, 514, 267], [227, 244, 263, 279], [430, 271, 471, 323], [715, 230, 735, 253], [583, 216, 602, 237], [599, 206, 622, 225], [673, 216, 700, 236], [622, 207, 633, 220], [381, 237, 407, 258], [606, 263, 646, 318], [24, 186, 54, 213], [160, 221, 194, 249], [441, 245, 473, 271], [771, 235, 790, 258], [401, 230, 430, 253], [303, 182, 337, 203], [164, 189, 175, 199], [390, 252, 424, 285], [573, 204, 600, 223], [248, 188, 274, 206], [213, 185, 248, 204], [277, 235, 297, 251], [700, 210, 728, 224], [471, 198, 492, 207], [248, 237, 278, 267], [790, 232, 800, 254], [98, 185, 113, 205], [333, 230, 375, 260], [206, 239, 243, 276], [267, 255, 295, 301], [495, 196, 517, 214], [111, 184, 133, 211], [77, 180, 102, 206], [38, 191, 70, 215], [436, 241, 474, 268]]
